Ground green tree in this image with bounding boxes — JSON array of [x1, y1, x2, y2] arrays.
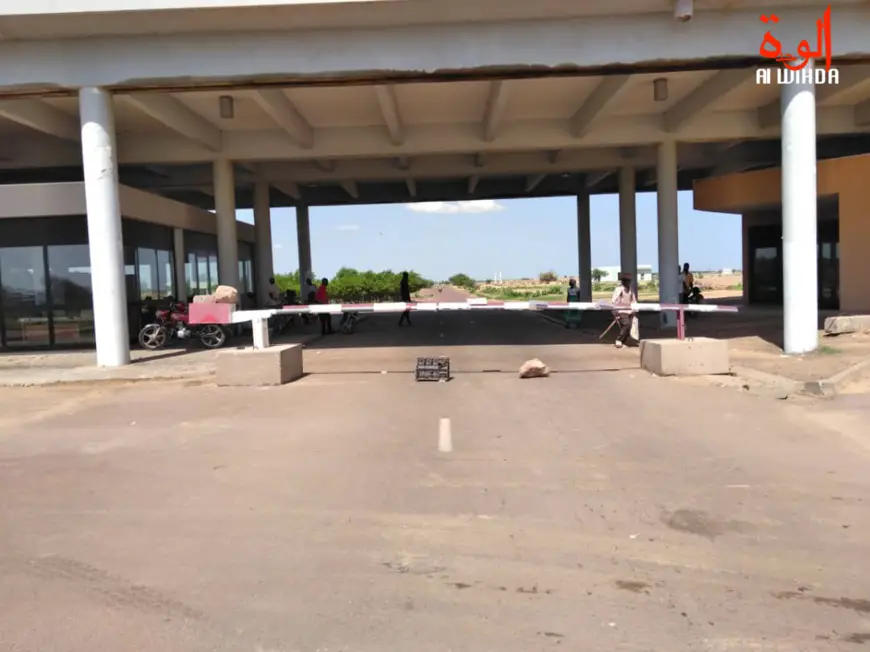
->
[[591, 268, 606, 283], [538, 270, 558, 283], [275, 267, 434, 302], [448, 273, 476, 289]]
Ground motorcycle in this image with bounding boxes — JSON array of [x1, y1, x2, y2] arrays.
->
[[339, 311, 358, 334], [138, 301, 228, 350], [685, 286, 705, 318]]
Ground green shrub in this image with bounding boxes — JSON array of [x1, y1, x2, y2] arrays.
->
[[539, 270, 558, 283], [448, 273, 476, 289], [275, 267, 433, 302]]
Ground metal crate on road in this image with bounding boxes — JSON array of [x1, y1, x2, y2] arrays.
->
[[415, 356, 450, 382]]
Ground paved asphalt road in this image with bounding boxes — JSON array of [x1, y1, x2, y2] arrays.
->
[[1, 304, 869, 651], [303, 285, 636, 376]]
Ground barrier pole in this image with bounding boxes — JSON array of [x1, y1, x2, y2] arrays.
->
[[677, 306, 686, 340], [252, 317, 270, 349]]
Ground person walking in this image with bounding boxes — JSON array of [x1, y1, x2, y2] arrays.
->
[[398, 271, 413, 326], [565, 278, 582, 328], [610, 272, 638, 349], [315, 278, 334, 335]]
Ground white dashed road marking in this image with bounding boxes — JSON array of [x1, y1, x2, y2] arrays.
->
[[438, 418, 452, 452]]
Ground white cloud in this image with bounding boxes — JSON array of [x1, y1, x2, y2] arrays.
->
[[334, 224, 360, 231], [458, 200, 504, 213], [406, 200, 504, 214]]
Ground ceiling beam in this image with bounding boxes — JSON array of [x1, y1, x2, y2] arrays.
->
[[814, 66, 870, 105], [568, 75, 631, 138], [395, 156, 410, 170], [120, 146, 710, 190], [467, 175, 480, 194], [273, 181, 301, 200], [709, 161, 761, 176], [525, 173, 545, 192], [757, 66, 870, 129], [664, 69, 750, 133], [585, 170, 613, 189], [482, 80, 511, 142], [855, 99, 870, 127], [95, 109, 870, 167], [252, 89, 314, 149], [708, 140, 778, 176], [340, 180, 359, 198], [756, 100, 781, 130], [547, 150, 562, 165], [473, 153, 487, 168], [314, 159, 335, 173], [405, 178, 417, 197], [374, 85, 405, 146], [0, 99, 80, 140], [144, 165, 171, 178], [124, 93, 222, 151]]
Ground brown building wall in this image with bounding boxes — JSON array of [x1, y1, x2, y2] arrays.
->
[[694, 155, 870, 312]]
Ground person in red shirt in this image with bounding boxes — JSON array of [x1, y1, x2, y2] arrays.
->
[[315, 278, 334, 335]]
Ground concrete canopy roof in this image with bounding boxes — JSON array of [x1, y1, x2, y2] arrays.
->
[[3, 62, 870, 208], [0, 0, 862, 39], [1, 1, 870, 209]]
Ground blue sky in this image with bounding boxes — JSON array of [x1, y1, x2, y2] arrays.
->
[[237, 191, 740, 281]]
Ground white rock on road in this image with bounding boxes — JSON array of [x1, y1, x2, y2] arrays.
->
[[519, 358, 550, 379]]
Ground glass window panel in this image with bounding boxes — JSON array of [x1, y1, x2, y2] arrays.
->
[[239, 260, 254, 294], [1, 246, 50, 347], [47, 245, 93, 307], [244, 260, 253, 293], [137, 248, 158, 300], [185, 253, 195, 300], [156, 249, 173, 299], [208, 255, 219, 293], [52, 307, 95, 345], [197, 256, 210, 295]]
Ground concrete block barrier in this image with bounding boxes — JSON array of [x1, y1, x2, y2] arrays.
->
[[824, 315, 870, 336], [216, 344, 304, 386], [640, 337, 730, 376]]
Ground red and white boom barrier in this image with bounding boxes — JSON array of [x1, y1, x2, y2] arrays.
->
[[197, 298, 738, 349]]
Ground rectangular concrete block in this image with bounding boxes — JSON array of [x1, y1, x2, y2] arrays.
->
[[824, 314, 870, 336], [640, 337, 730, 377], [216, 344, 303, 386]]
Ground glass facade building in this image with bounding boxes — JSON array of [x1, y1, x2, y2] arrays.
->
[[0, 216, 255, 350], [746, 199, 840, 310]]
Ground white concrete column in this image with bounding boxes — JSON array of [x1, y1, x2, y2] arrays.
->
[[296, 205, 313, 291], [173, 228, 186, 301], [782, 62, 819, 354], [213, 159, 240, 289], [253, 178, 274, 306], [576, 190, 592, 301], [618, 166, 638, 293], [79, 87, 130, 367], [656, 140, 680, 328]]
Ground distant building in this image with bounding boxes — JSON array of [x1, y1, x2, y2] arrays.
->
[[596, 265, 653, 283]]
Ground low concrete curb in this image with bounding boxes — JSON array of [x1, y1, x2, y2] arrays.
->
[[801, 356, 870, 397], [0, 332, 325, 388], [730, 355, 870, 399], [729, 365, 798, 400], [0, 366, 214, 388]]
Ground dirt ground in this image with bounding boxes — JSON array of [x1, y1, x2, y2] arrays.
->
[[681, 310, 870, 383], [477, 272, 743, 293]]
